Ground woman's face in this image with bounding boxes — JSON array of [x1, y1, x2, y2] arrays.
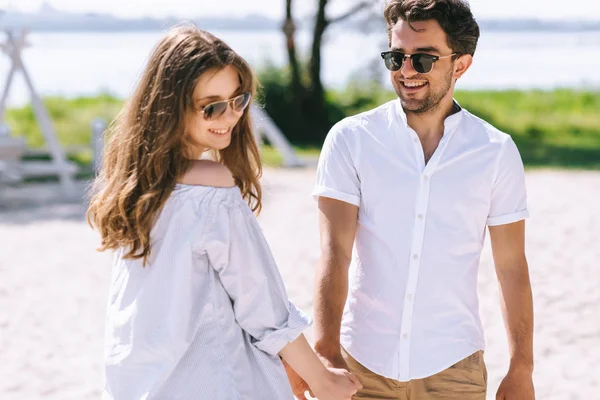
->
[[185, 65, 247, 158]]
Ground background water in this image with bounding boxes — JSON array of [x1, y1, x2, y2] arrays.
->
[[1, 29, 599, 106]]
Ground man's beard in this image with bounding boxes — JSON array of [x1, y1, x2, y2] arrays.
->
[[398, 68, 454, 115]]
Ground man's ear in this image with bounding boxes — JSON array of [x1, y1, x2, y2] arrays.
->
[[453, 54, 473, 80]]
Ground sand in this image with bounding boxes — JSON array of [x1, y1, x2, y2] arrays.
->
[[0, 168, 598, 399]]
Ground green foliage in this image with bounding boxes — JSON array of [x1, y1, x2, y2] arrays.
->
[[257, 64, 346, 145], [329, 80, 397, 116], [4, 85, 600, 169], [4, 93, 122, 148]]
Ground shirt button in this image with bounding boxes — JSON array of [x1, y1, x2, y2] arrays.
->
[[417, 214, 424, 220], [402, 333, 409, 340], [413, 138, 419, 144], [423, 175, 429, 181], [407, 293, 413, 300], [412, 254, 419, 260]]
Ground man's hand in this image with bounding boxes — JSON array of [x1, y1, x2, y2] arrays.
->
[[282, 359, 312, 400], [496, 367, 535, 400]]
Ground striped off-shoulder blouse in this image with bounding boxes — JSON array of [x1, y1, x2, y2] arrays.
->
[[103, 185, 310, 399]]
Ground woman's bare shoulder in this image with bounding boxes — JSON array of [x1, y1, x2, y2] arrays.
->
[[178, 160, 235, 188]]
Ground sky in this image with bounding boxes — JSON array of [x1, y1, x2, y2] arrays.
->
[[1, 0, 600, 21]]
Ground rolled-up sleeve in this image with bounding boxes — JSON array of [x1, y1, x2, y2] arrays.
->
[[487, 137, 530, 226], [312, 120, 361, 207], [202, 200, 311, 356]]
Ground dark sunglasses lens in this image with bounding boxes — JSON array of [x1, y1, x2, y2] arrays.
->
[[204, 102, 227, 120], [383, 53, 403, 71], [412, 54, 435, 73], [233, 92, 251, 112]]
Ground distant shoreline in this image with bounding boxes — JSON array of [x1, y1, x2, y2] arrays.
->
[[1, 25, 600, 34], [1, 8, 600, 34]]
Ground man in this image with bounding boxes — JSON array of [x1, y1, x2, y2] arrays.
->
[[286, 0, 535, 399]]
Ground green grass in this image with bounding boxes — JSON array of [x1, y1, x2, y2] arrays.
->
[[4, 89, 600, 169], [260, 145, 321, 167], [454, 89, 600, 169], [4, 94, 122, 148]]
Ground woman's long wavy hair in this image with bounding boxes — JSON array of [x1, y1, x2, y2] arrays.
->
[[87, 25, 262, 264]]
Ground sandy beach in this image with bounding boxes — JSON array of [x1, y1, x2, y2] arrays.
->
[[0, 167, 598, 399]]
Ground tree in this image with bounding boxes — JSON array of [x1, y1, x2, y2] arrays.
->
[[275, 0, 379, 143], [282, 0, 305, 112], [308, 1, 376, 111]]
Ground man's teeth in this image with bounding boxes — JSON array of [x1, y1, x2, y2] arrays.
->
[[404, 81, 427, 87], [210, 128, 229, 134]]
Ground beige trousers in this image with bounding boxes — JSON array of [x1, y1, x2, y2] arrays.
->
[[342, 347, 487, 400]]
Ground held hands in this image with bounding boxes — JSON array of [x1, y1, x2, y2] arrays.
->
[[284, 354, 362, 400], [310, 367, 362, 400]]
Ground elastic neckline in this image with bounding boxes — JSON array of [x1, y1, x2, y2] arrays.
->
[[175, 183, 238, 190]]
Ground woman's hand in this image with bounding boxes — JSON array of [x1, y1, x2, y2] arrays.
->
[[309, 367, 362, 400]]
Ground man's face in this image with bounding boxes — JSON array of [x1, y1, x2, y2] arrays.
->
[[389, 19, 457, 115]]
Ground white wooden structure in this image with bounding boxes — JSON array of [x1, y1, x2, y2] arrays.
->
[[0, 123, 25, 184], [0, 29, 76, 192], [251, 104, 305, 167]]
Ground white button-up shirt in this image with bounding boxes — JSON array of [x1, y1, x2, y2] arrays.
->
[[312, 99, 529, 381]]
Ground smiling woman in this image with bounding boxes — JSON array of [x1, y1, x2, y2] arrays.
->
[[88, 24, 263, 240], [185, 65, 252, 158], [85, 23, 362, 400]]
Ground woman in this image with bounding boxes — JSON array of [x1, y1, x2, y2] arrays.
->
[[87, 25, 361, 399]]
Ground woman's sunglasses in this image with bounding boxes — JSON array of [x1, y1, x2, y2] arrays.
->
[[201, 92, 251, 121], [381, 51, 457, 74]]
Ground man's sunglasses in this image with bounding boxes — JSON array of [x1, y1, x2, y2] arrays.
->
[[201, 92, 251, 121], [381, 51, 457, 74]]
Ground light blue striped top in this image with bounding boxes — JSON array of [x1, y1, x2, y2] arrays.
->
[[103, 185, 311, 399]]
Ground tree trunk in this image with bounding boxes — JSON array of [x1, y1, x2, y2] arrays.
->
[[283, 0, 304, 97], [275, 0, 374, 142], [309, 0, 328, 112]]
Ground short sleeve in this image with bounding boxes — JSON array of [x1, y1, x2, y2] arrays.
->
[[487, 138, 530, 226], [312, 120, 361, 207], [200, 196, 311, 356]]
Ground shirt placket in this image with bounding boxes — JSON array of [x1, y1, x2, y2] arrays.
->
[[397, 131, 449, 381]]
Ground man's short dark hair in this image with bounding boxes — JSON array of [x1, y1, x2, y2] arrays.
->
[[384, 0, 480, 56]]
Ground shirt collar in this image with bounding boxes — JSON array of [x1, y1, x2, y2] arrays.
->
[[395, 98, 464, 132]]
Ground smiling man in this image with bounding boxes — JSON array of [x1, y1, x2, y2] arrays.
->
[[304, 1, 536, 399]]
